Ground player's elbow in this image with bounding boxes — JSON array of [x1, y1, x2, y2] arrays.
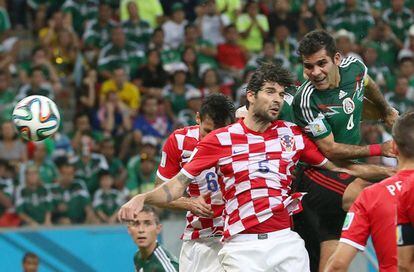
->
[[324, 257, 349, 272], [319, 144, 341, 161]]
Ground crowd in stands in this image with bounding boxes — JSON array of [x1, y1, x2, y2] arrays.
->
[[0, 0, 414, 227]]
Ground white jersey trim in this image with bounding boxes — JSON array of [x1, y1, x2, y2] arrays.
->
[[180, 168, 195, 179], [339, 238, 366, 251], [156, 170, 171, 183], [312, 158, 328, 168]]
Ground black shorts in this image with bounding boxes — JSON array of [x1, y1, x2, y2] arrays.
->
[[398, 224, 414, 246], [293, 166, 357, 242]]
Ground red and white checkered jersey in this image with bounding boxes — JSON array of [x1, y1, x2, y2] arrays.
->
[[340, 176, 404, 272], [181, 120, 327, 239], [397, 170, 414, 226], [157, 125, 224, 240]]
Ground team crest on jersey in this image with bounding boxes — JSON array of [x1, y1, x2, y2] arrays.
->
[[342, 212, 354, 230], [281, 135, 295, 152], [342, 98, 355, 114]]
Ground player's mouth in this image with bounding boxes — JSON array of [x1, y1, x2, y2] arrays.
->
[[313, 77, 326, 84], [136, 236, 147, 242], [269, 106, 279, 114]]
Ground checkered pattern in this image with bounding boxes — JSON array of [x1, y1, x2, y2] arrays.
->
[[157, 125, 225, 240], [182, 120, 327, 239]]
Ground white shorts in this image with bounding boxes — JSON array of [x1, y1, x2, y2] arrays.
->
[[218, 228, 310, 272], [179, 238, 224, 272]]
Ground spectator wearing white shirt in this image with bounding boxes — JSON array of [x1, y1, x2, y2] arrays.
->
[[162, 3, 187, 49], [196, 0, 230, 45]]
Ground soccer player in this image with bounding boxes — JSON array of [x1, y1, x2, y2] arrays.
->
[[325, 111, 414, 272], [292, 29, 399, 271], [22, 252, 39, 272], [119, 63, 392, 271], [155, 93, 235, 272], [128, 205, 179, 272]]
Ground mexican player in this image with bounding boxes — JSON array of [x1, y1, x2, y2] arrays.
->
[[292, 30, 398, 271], [155, 93, 235, 272], [325, 111, 414, 272]]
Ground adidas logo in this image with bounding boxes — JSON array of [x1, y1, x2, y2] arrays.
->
[[339, 90, 347, 99]]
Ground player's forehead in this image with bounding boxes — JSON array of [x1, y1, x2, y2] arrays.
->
[[261, 81, 284, 91], [302, 49, 332, 65], [135, 211, 157, 222]]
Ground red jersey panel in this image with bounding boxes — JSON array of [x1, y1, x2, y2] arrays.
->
[[340, 174, 409, 272], [157, 125, 224, 240], [181, 120, 327, 239], [397, 170, 414, 226]]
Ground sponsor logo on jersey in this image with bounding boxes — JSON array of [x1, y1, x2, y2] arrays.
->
[[342, 98, 355, 114], [339, 90, 347, 99], [342, 212, 354, 230], [280, 135, 296, 152]]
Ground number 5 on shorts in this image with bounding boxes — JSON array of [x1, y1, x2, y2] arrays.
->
[[206, 172, 218, 192]]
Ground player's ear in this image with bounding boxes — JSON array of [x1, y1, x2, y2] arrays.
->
[[333, 52, 341, 66], [246, 90, 255, 105], [196, 112, 201, 125], [156, 223, 162, 234]]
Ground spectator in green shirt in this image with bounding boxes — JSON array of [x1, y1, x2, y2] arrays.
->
[[121, 1, 152, 50], [16, 165, 52, 226], [0, 70, 15, 124], [382, 0, 413, 42], [100, 138, 127, 190], [385, 76, 414, 114]]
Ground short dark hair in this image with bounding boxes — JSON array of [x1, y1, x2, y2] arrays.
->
[[98, 169, 111, 180], [141, 205, 160, 224], [246, 62, 294, 98], [298, 30, 337, 60], [23, 252, 38, 263], [392, 111, 414, 158], [199, 93, 235, 127]]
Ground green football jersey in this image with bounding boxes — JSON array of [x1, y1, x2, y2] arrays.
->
[[16, 185, 52, 223], [92, 188, 123, 216], [134, 244, 179, 272], [292, 56, 367, 145]]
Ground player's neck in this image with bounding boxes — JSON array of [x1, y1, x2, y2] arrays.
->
[[244, 114, 271, 133], [139, 242, 157, 260], [328, 66, 340, 89], [397, 157, 414, 171]]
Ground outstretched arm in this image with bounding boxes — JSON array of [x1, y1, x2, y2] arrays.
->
[[322, 160, 395, 181], [324, 243, 358, 272]]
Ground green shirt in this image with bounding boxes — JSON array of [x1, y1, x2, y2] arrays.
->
[[20, 160, 58, 185], [179, 39, 218, 69], [82, 18, 117, 48], [48, 180, 91, 223], [331, 7, 374, 42], [0, 7, 11, 34], [97, 42, 146, 78], [16, 185, 52, 223], [382, 8, 414, 41], [0, 89, 15, 124], [92, 188, 123, 216], [385, 93, 414, 115], [126, 155, 157, 194], [122, 19, 152, 48], [62, 0, 98, 35], [71, 153, 109, 194], [134, 244, 179, 272], [0, 178, 13, 216], [293, 56, 367, 144], [236, 14, 269, 52]]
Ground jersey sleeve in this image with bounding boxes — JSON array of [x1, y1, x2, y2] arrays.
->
[[300, 134, 328, 167], [340, 189, 371, 251], [181, 133, 224, 179], [292, 85, 332, 140], [157, 132, 181, 182]]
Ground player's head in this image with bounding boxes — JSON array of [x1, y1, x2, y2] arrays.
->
[[98, 169, 114, 190], [392, 111, 414, 159], [127, 205, 161, 250], [298, 30, 341, 90], [246, 63, 294, 122], [22, 252, 39, 272], [25, 164, 40, 187], [197, 93, 235, 139]]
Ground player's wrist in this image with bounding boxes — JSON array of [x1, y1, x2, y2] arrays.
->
[[368, 144, 382, 156]]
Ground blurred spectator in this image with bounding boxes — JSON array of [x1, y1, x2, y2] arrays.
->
[[0, 70, 15, 124], [398, 25, 414, 61], [61, 0, 98, 36], [247, 39, 291, 70], [70, 112, 104, 151], [92, 170, 123, 224], [236, 0, 268, 53], [234, 66, 255, 107], [362, 42, 395, 92], [133, 96, 172, 143], [19, 142, 58, 186], [177, 88, 203, 126], [134, 49, 168, 98], [79, 69, 98, 112], [148, 27, 181, 66], [330, 0, 374, 42], [268, 0, 298, 36], [161, 0, 199, 22], [126, 150, 158, 195], [0, 1, 19, 68], [27, 0, 48, 33], [97, 26, 145, 80], [100, 66, 141, 113], [16, 165, 52, 226], [22, 252, 39, 272], [216, 0, 242, 22], [398, 58, 414, 100], [199, 67, 232, 97], [271, 24, 298, 65], [120, 0, 164, 28], [382, 0, 413, 42], [70, 134, 109, 194], [217, 24, 248, 79], [121, 1, 152, 50], [39, 10, 67, 47], [162, 3, 187, 49], [16, 66, 55, 101], [385, 76, 414, 114], [100, 138, 127, 190], [0, 121, 27, 168], [181, 46, 201, 86], [181, 23, 217, 69], [334, 29, 361, 60], [0, 159, 14, 226], [49, 28, 79, 80], [50, 159, 96, 224], [196, 0, 230, 46], [312, 0, 328, 30], [163, 63, 198, 120]]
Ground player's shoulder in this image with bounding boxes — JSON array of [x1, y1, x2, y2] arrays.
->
[[171, 125, 200, 139], [293, 80, 317, 105], [274, 120, 302, 133], [153, 244, 179, 269], [339, 56, 367, 75]]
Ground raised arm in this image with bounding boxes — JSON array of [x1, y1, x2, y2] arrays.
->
[[322, 160, 395, 181]]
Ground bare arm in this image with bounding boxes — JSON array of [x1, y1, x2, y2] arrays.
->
[[399, 245, 414, 272], [315, 133, 395, 160], [154, 177, 193, 211], [324, 243, 358, 272], [321, 160, 395, 181]]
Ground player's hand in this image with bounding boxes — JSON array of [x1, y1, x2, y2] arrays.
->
[[190, 193, 214, 218], [383, 107, 399, 128], [118, 194, 146, 223], [380, 140, 397, 157]]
